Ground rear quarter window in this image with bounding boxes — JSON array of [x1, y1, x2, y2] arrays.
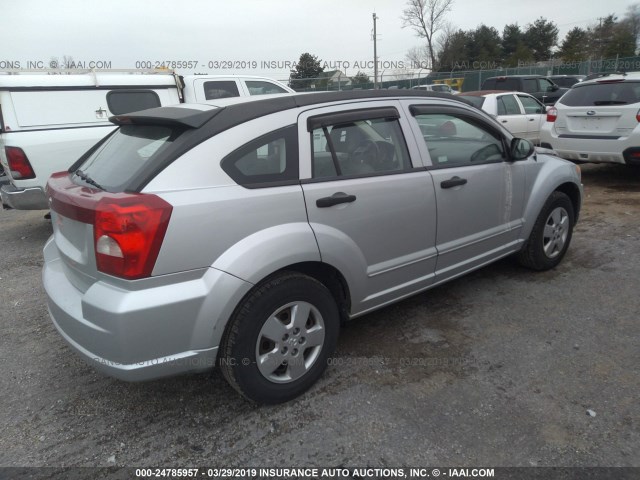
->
[[559, 82, 640, 106], [106, 90, 161, 115], [220, 125, 299, 187]]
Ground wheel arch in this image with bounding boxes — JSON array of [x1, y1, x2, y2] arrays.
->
[[554, 181, 582, 222]]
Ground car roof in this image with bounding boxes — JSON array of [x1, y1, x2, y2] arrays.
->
[[549, 75, 585, 78], [578, 72, 640, 86], [459, 90, 518, 96], [485, 75, 544, 80], [110, 90, 474, 130]]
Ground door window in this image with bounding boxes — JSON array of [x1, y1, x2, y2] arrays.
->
[[246, 80, 288, 95], [203, 81, 240, 100], [497, 95, 522, 115], [309, 110, 411, 179], [518, 95, 545, 114], [414, 113, 505, 167], [522, 79, 538, 93]]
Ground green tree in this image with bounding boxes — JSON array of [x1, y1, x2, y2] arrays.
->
[[436, 29, 470, 71], [558, 27, 589, 62], [502, 24, 531, 67], [289, 53, 324, 90], [623, 3, 640, 54], [468, 25, 502, 65], [352, 71, 371, 86], [587, 15, 636, 59], [525, 17, 559, 61]]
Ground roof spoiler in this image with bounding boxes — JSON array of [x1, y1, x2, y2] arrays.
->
[[109, 106, 221, 128]]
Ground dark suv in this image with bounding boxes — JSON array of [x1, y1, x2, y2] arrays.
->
[[481, 75, 568, 105]]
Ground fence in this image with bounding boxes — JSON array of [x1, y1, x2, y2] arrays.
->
[[286, 55, 640, 93]]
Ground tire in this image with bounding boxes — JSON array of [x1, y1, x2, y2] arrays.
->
[[218, 272, 340, 404], [518, 191, 575, 271]]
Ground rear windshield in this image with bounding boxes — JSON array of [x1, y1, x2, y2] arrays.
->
[[458, 96, 485, 108], [483, 78, 520, 90], [559, 81, 640, 106], [76, 125, 180, 191], [550, 77, 582, 88]]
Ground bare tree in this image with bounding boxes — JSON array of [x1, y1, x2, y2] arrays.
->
[[401, 0, 455, 70], [405, 44, 431, 68]]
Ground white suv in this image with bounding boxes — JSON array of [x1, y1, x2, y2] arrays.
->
[[540, 73, 640, 165]]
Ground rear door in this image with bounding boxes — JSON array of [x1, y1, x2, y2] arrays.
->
[[516, 94, 546, 143], [298, 102, 438, 315], [495, 94, 528, 138]]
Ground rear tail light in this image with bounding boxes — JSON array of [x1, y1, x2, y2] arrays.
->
[[47, 173, 173, 280], [5, 146, 35, 179], [546, 107, 558, 122], [636, 108, 640, 122]]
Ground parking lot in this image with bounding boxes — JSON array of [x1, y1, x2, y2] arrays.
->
[[0, 163, 638, 467]]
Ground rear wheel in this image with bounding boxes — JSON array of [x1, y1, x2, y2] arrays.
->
[[218, 272, 339, 404], [518, 191, 575, 271]]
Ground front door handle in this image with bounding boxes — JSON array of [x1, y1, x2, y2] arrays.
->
[[440, 176, 467, 189], [316, 192, 357, 208]]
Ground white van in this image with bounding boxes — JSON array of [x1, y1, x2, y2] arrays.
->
[[0, 71, 293, 210]]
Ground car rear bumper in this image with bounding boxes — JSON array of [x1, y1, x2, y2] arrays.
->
[[42, 237, 253, 381], [0, 184, 49, 210], [539, 131, 631, 165]]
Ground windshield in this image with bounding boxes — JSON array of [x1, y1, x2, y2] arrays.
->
[[77, 125, 180, 191], [559, 81, 640, 106]]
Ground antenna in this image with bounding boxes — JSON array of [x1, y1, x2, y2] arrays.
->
[[372, 12, 379, 89]]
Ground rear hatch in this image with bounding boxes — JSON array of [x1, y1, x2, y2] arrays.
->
[[45, 106, 220, 289], [555, 78, 640, 138]]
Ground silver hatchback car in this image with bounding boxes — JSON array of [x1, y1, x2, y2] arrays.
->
[[43, 91, 582, 404]]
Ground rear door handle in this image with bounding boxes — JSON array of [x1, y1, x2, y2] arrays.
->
[[440, 176, 467, 189], [316, 192, 357, 208]]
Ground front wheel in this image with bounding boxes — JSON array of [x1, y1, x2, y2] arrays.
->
[[218, 272, 340, 404], [518, 191, 575, 271]]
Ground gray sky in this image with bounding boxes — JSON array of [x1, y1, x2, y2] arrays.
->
[[1, 0, 635, 80]]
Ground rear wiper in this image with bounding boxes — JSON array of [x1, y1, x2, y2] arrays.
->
[[593, 100, 627, 105], [74, 169, 104, 190]]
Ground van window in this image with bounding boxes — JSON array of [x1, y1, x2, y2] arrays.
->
[[203, 81, 240, 100], [106, 90, 161, 115]]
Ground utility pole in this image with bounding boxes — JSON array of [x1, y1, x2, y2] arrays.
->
[[373, 12, 379, 89]]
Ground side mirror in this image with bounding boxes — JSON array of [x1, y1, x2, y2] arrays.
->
[[510, 138, 534, 161], [547, 85, 559, 92]]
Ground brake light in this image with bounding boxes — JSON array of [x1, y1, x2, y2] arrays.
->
[[546, 107, 558, 122], [47, 173, 172, 280], [5, 146, 35, 179], [636, 108, 640, 122], [94, 196, 172, 279]]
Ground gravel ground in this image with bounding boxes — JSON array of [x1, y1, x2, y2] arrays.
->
[[0, 163, 638, 468]]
